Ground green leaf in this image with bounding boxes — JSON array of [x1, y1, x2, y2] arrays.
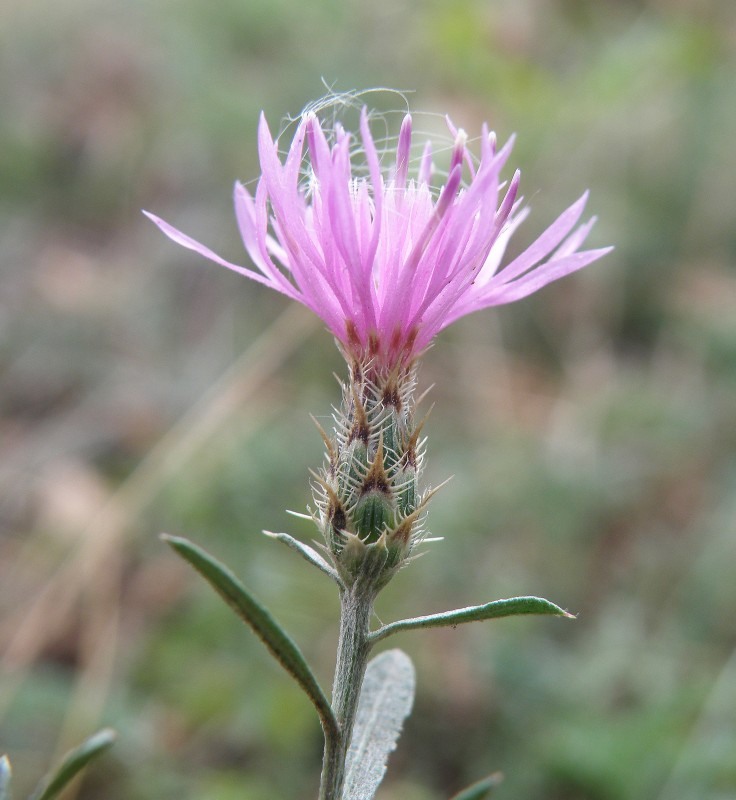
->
[[0, 755, 11, 800], [162, 534, 338, 742], [28, 728, 115, 800], [343, 649, 416, 800], [369, 596, 574, 644], [450, 773, 503, 799], [263, 530, 342, 586]]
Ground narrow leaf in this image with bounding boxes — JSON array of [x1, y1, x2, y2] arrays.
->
[[263, 530, 342, 586], [450, 773, 503, 800], [28, 728, 115, 800], [162, 534, 338, 741], [343, 649, 416, 800], [0, 755, 11, 800], [369, 596, 574, 644]]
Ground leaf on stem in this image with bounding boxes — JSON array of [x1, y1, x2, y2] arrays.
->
[[450, 772, 503, 799], [369, 596, 574, 644], [27, 728, 116, 800], [162, 534, 339, 742], [0, 755, 11, 800], [343, 649, 416, 800], [263, 530, 342, 586]]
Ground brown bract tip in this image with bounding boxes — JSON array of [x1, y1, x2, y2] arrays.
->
[[381, 373, 402, 410], [347, 383, 370, 445], [391, 507, 422, 545], [360, 434, 391, 496], [310, 413, 336, 464]]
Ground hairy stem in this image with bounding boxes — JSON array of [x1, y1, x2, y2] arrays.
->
[[319, 585, 374, 800]]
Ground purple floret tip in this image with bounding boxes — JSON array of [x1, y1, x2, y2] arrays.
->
[[146, 107, 611, 372]]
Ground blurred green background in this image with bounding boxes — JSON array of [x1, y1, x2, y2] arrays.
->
[[1, 0, 735, 798]]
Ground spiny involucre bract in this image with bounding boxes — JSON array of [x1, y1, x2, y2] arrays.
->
[[310, 360, 436, 589]]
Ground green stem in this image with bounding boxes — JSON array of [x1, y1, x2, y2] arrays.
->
[[319, 585, 374, 800]]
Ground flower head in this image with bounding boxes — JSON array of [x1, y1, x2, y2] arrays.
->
[[145, 108, 611, 371]]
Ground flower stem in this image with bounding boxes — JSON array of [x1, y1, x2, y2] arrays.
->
[[319, 585, 374, 800]]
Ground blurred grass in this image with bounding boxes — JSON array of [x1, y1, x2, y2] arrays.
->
[[1, 0, 736, 798]]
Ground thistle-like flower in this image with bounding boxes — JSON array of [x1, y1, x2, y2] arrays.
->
[[145, 106, 611, 590]]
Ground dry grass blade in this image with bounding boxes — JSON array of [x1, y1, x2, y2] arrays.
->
[[0, 305, 318, 740]]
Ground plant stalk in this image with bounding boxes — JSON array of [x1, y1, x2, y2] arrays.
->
[[319, 585, 374, 800]]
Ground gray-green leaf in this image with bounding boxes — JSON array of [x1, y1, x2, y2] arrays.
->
[[369, 596, 574, 644], [0, 755, 11, 800], [27, 728, 115, 800], [343, 649, 415, 800], [450, 773, 503, 799], [263, 530, 342, 586], [162, 534, 338, 742]]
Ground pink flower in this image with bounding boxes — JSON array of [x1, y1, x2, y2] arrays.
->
[[145, 108, 611, 370]]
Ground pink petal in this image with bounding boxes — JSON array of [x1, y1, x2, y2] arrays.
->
[[493, 191, 589, 284], [143, 210, 275, 289], [417, 140, 433, 186], [394, 114, 412, 189], [233, 183, 298, 298]]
